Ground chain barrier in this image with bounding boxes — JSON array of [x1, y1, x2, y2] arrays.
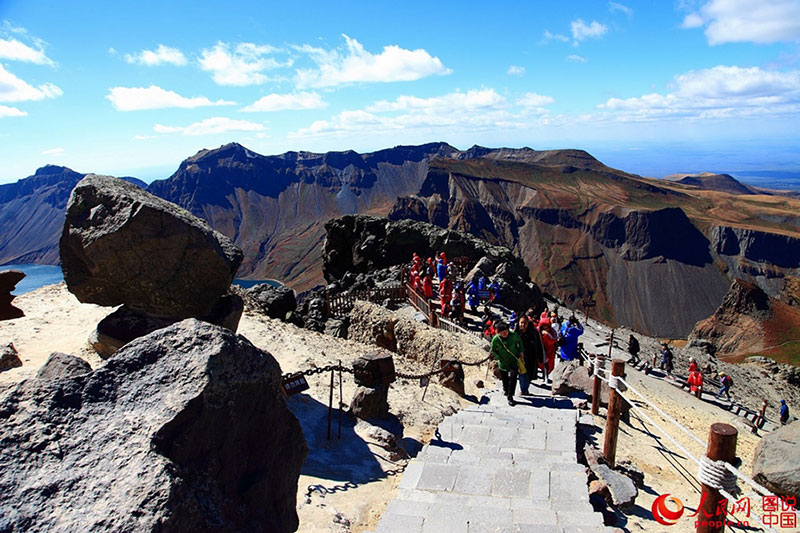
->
[[282, 364, 354, 381]]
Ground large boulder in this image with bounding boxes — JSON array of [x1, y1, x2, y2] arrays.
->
[[0, 319, 307, 532], [246, 283, 297, 320], [0, 269, 25, 320], [753, 420, 800, 499], [60, 174, 243, 318]]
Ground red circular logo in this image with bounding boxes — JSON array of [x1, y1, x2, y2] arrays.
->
[[652, 494, 685, 526]]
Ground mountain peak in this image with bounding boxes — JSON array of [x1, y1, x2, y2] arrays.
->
[[187, 142, 260, 164], [34, 165, 81, 177]]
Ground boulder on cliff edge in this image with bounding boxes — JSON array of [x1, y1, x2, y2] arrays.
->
[[0, 269, 25, 320], [60, 174, 243, 318], [753, 420, 800, 499], [0, 319, 307, 532]]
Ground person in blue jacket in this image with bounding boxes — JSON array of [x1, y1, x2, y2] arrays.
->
[[558, 316, 584, 363], [780, 399, 790, 425], [467, 281, 479, 312], [436, 257, 447, 283], [478, 276, 488, 290]]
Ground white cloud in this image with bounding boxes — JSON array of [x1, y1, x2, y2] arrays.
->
[[517, 92, 556, 108], [0, 64, 62, 102], [566, 54, 588, 63], [0, 104, 26, 117], [41, 147, 64, 156], [0, 37, 53, 65], [683, 0, 800, 44], [571, 19, 609, 42], [598, 65, 800, 120], [125, 44, 187, 66], [292, 88, 555, 139], [542, 30, 571, 43], [241, 91, 326, 112], [608, 2, 633, 16], [154, 117, 265, 136], [295, 34, 451, 89], [507, 65, 526, 76], [106, 85, 235, 111], [199, 42, 284, 86]]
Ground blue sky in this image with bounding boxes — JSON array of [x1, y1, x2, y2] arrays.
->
[[1, 0, 799, 184]]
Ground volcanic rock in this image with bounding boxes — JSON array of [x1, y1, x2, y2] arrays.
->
[[0, 342, 22, 372], [0, 269, 25, 320], [246, 283, 297, 320], [753, 420, 800, 499], [60, 174, 243, 318], [36, 352, 92, 380], [0, 319, 307, 532]]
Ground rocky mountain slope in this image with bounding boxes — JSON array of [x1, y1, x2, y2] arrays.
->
[[388, 155, 800, 337], [663, 172, 758, 195]]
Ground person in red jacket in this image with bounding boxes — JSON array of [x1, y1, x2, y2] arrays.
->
[[422, 274, 433, 300], [483, 319, 496, 339], [687, 370, 703, 399], [539, 317, 557, 384], [688, 357, 698, 373]]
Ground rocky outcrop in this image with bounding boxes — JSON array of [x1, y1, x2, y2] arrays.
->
[[0, 319, 307, 532], [61, 174, 243, 318], [323, 215, 544, 313], [36, 352, 92, 380], [0, 342, 22, 372], [753, 421, 800, 499], [246, 283, 297, 320], [0, 269, 25, 320]]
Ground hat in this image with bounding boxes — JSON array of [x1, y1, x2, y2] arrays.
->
[[719, 372, 726, 376], [495, 321, 509, 331], [781, 399, 786, 404]]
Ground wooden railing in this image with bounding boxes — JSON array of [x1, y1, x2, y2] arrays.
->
[[436, 314, 486, 342], [326, 284, 406, 318], [405, 283, 433, 318]]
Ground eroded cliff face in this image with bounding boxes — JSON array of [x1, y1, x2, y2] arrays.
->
[[387, 159, 800, 338], [147, 142, 458, 288]]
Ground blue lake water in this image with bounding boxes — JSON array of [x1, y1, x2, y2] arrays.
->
[[2, 263, 281, 295]]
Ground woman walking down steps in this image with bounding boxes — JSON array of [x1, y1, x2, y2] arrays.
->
[[490, 321, 524, 406]]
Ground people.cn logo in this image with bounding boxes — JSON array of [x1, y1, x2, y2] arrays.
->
[[652, 494, 685, 526]]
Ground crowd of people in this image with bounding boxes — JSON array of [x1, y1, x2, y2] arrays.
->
[[489, 309, 584, 406]]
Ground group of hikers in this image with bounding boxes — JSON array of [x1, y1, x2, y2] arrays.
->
[[489, 308, 584, 406], [407, 252, 502, 323]]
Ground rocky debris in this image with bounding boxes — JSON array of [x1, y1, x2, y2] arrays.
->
[[0, 269, 25, 320], [551, 360, 609, 404], [351, 386, 391, 419], [364, 425, 409, 461], [60, 174, 243, 318], [438, 360, 465, 396], [0, 342, 22, 372], [0, 319, 307, 532], [473, 379, 485, 389], [245, 283, 297, 320], [296, 290, 327, 332], [324, 317, 349, 338], [584, 443, 639, 509], [36, 352, 92, 380], [322, 215, 544, 313], [753, 420, 800, 498], [348, 301, 488, 369]]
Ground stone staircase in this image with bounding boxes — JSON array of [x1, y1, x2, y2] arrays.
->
[[375, 390, 614, 532]]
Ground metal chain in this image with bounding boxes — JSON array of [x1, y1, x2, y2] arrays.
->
[[282, 364, 354, 381]]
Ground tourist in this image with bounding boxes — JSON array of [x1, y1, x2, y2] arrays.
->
[[410, 269, 420, 292], [518, 314, 545, 387], [447, 261, 456, 278], [628, 334, 640, 365], [436, 256, 447, 284], [491, 321, 524, 406], [660, 343, 674, 377], [450, 290, 464, 323], [478, 275, 488, 291], [489, 279, 502, 303], [540, 307, 550, 323], [539, 317, 557, 383], [780, 399, 790, 425], [426, 257, 435, 278], [558, 316, 584, 365], [440, 277, 453, 305], [715, 372, 733, 401], [467, 281, 479, 312], [422, 274, 433, 300], [483, 319, 496, 339], [687, 370, 703, 399], [688, 357, 698, 373], [509, 311, 517, 330]]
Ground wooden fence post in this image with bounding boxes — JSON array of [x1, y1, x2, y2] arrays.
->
[[591, 354, 604, 415], [603, 359, 625, 467], [696, 423, 737, 533]]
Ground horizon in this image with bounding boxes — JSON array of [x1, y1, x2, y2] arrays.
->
[[2, 1, 800, 185]]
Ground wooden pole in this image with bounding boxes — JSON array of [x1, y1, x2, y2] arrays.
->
[[338, 360, 343, 439], [696, 423, 738, 533], [327, 367, 334, 440], [591, 354, 604, 415], [603, 359, 625, 467]]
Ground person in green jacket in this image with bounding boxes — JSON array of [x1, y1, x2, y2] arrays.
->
[[491, 321, 525, 406]]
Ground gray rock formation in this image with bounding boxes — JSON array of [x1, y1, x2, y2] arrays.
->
[[60, 174, 243, 318], [0, 342, 22, 372], [0, 319, 307, 532], [753, 420, 800, 498], [0, 269, 25, 320], [36, 352, 92, 380], [246, 283, 297, 320]]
